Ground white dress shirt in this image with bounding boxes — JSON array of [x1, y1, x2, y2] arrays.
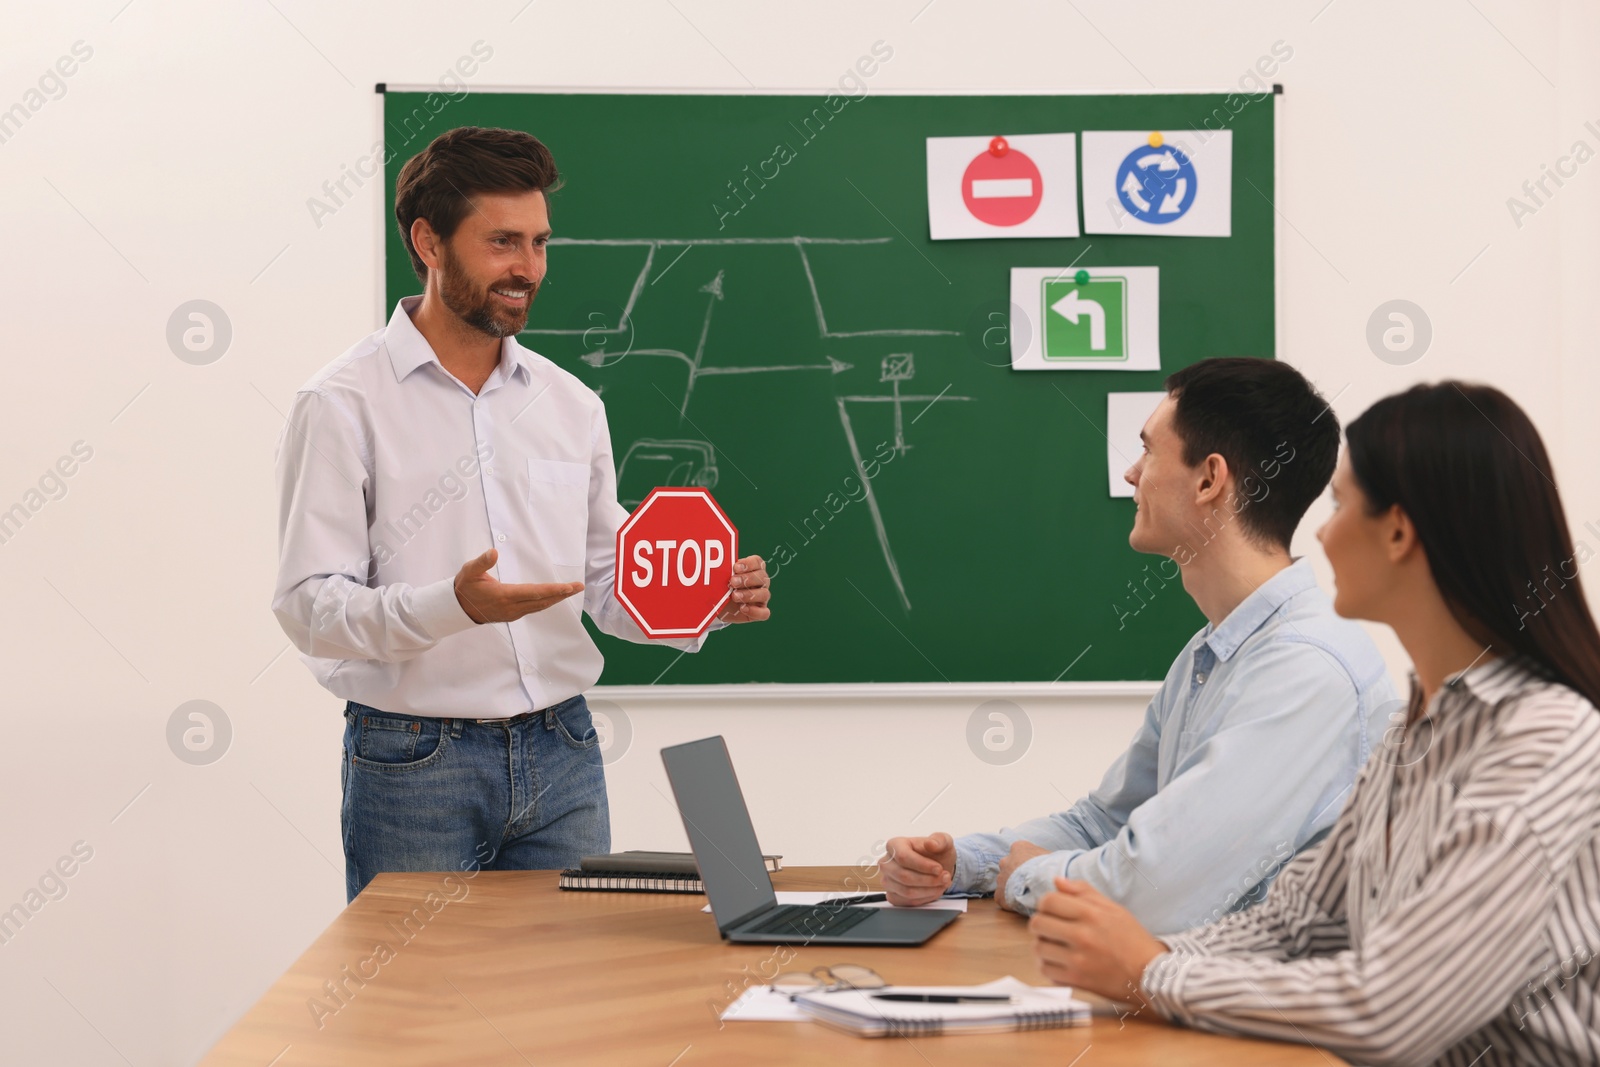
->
[[272, 295, 714, 718]]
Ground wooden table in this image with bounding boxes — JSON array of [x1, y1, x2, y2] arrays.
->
[[204, 866, 1345, 1065]]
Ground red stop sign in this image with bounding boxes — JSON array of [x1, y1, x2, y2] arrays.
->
[[615, 488, 738, 638]]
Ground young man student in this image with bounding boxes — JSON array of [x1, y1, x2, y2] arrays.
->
[[880, 357, 1396, 934], [271, 127, 772, 902]]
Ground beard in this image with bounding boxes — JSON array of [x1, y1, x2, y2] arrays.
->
[[437, 245, 536, 339]]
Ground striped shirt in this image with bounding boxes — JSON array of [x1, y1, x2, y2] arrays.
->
[[1141, 655, 1600, 1066]]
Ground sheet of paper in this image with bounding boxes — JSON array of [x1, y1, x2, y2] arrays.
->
[[721, 975, 1079, 1023], [1008, 266, 1160, 371], [1106, 392, 1166, 497], [927, 133, 1080, 240], [1081, 130, 1232, 237], [722, 986, 810, 1022], [704, 891, 968, 913]]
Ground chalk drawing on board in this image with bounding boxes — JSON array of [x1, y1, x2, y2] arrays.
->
[[574, 267, 855, 417], [523, 236, 959, 339], [836, 352, 973, 611], [524, 236, 974, 608], [616, 438, 720, 510]]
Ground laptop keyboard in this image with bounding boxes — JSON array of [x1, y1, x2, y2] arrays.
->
[[744, 904, 874, 938]]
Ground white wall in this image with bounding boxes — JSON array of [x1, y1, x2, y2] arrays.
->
[[1, 1, 1595, 1063]]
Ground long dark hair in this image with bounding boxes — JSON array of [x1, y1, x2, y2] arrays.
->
[[1346, 382, 1600, 709]]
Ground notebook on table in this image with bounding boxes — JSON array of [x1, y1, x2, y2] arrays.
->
[[794, 977, 1091, 1037], [558, 849, 781, 893]]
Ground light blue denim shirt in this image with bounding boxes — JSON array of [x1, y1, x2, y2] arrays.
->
[[953, 557, 1397, 935]]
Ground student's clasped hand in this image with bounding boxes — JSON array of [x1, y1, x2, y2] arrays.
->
[[994, 840, 1050, 910], [880, 832, 956, 905], [1030, 877, 1168, 1005]]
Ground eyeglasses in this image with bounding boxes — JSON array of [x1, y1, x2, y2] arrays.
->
[[771, 964, 886, 1001]]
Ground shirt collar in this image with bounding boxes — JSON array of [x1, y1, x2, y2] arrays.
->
[[384, 294, 533, 386], [1405, 654, 1543, 722], [1444, 653, 1541, 705], [1203, 557, 1319, 662]]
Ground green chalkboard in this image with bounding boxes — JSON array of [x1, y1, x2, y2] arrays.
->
[[383, 89, 1275, 684]]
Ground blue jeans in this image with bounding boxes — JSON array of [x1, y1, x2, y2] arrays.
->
[[340, 695, 609, 902]]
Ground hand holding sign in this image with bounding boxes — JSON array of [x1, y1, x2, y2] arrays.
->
[[717, 555, 771, 625], [616, 488, 768, 638]]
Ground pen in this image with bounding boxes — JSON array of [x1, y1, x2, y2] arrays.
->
[[870, 993, 1016, 1003], [814, 893, 887, 906]]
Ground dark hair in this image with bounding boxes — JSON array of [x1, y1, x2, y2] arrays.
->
[[1346, 382, 1600, 709], [1163, 356, 1339, 549], [393, 126, 560, 284]]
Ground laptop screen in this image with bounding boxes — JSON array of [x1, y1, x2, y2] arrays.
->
[[661, 736, 777, 930]]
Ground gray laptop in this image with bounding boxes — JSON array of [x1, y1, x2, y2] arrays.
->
[[661, 736, 961, 945]]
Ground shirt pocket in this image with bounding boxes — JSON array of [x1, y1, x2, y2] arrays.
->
[[527, 458, 591, 567]]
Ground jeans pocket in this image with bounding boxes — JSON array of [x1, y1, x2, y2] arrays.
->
[[353, 711, 448, 772], [550, 699, 599, 750]]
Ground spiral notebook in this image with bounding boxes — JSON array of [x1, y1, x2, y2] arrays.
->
[[793, 977, 1091, 1037], [557, 850, 781, 893]]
